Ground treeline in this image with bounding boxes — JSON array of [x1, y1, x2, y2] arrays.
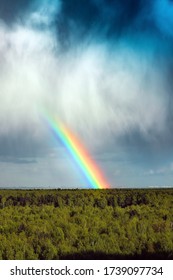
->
[[0, 188, 171, 208], [0, 188, 172, 260]]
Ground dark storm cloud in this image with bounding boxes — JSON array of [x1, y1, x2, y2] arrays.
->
[[56, 0, 173, 59], [0, 0, 34, 24], [0, 130, 50, 161], [0, 156, 37, 164], [57, 0, 144, 45]]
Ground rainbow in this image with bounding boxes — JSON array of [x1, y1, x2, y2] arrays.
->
[[45, 115, 110, 189]]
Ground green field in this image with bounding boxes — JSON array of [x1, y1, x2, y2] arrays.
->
[[0, 188, 173, 259]]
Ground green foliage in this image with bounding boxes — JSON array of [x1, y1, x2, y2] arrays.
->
[[0, 188, 172, 259]]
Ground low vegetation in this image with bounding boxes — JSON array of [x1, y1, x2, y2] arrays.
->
[[0, 188, 172, 259]]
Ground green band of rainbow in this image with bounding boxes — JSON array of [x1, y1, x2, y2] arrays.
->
[[45, 115, 110, 189]]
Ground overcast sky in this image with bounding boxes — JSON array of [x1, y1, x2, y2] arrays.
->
[[0, 0, 173, 188]]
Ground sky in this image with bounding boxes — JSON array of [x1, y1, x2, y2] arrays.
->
[[0, 0, 173, 188]]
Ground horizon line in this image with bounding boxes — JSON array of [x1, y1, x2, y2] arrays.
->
[[0, 186, 173, 190]]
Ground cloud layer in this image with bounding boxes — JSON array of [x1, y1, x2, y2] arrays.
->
[[0, 0, 173, 187]]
